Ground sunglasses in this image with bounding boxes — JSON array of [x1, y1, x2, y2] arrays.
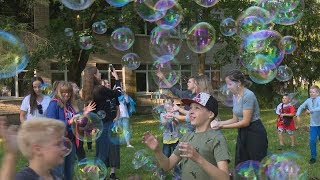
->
[[37, 104, 43, 114]]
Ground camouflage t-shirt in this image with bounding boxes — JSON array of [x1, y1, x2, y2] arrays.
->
[[173, 129, 230, 180]]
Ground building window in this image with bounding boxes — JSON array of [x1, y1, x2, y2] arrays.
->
[[136, 64, 192, 93], [50, 62, 68, 82]]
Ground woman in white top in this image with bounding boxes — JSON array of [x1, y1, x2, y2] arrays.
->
[[19, 77, 51, 123]]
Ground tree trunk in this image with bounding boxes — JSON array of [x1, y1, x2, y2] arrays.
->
[[67, 49, 91, 86], [307, 78, 313, 97], [198, 53, 205, 75]]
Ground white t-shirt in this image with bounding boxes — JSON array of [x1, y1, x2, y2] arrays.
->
[[20, 95, 51, 120]]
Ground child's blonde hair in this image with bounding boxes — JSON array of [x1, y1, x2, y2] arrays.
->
[[310, 85, 320, 93], [17, 118, 66, 159]]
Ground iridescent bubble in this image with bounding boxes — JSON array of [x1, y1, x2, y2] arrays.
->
[[0, 30, 28, 79], [63, 137, 72, 157], [40, 83, 53, 97], [240, 30, 285, 68], [132, 149, 149, 169], [110, 27, 135, 51], [122, 53, 140, 70], [149, 27, 182, 60], [64, 28, 74, 37], [108, 118, 133, 145], [96, 110, 106, 119], [151, 60, 181, 88], [105, 0, 131, 7], [273, 0, 304, 25], [280, 36, 297, 54], [186, 22, 216, 53], [276, 65, 293, 82], [287, 92, 303, 107], [71, 112, 104, 142], [134, 0, 167, 22], [218, 83, 233, 107], [92, 21, 107, 34], [143, 156, 158, 171], [236, 6, 272, 38], [277, 0, 300, 13], [257, 0, 279, 19], [155, 3, 183, 29], [235, 160, 260, 179], [176, 123, 194, 138], [194, 0, 219, 8], [152, 104, 165, 121], [220, 18, 236, 36], [74, 158, 108, 180], [259, 152, 307, 179], [248, 64, 277, 84], [79, 35, 93, 50], [144, 0, 177, 11], [59, 0, 95, 10]]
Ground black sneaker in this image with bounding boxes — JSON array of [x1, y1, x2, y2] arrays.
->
[[309, 158, 316, 164], [110, 173, 119, 180]]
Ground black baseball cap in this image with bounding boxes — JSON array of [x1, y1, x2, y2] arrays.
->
[[181, 92, 219, 119]]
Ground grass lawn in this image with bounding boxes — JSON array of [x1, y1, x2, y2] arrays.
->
[[1, 108, 320, 179]]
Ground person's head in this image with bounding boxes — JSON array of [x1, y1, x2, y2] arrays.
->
[[82, 66, 102, 102], [225, 69, 252, 94], [54, 81, 78, 111], [310, 85, 320, 99], [101, 79, 111, 89], [193, 74, 214, 94], [17, 118, 66, 167], [187, 76, 197, 92], [163, 97, 174, 111], [282, 94, 290, 104], [29, 77, 44, 115], [182, 92, 218, 128]]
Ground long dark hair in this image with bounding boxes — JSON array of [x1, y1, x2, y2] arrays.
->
[[29, 77, 44, 115], [82, 66, 101, 103], [225, 69, 252, 87]]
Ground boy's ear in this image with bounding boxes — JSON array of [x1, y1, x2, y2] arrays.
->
[[209, 111, 215, 119], [32, 144, 42, 155]]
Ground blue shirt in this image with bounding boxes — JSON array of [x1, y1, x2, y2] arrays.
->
[[296, 96, 320, 126]]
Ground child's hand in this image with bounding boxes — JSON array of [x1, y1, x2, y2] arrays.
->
[[179, 142, 200, 162], [0, 117, 18, 154], [83, 101, 96, 117], [210, 120, 221, 129], [306, 109, 310, 114], [142, 131, 160, 152]]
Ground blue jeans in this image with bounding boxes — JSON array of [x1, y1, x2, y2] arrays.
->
[[310, 126, 320, 159], [53, 140, 76, 180]]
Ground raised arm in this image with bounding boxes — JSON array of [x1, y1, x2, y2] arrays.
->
[[142, 131, 181, 171]]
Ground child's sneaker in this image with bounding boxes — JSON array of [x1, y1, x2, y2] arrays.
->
[[309, 158, 316, 164], [127, 144, 134, 148]]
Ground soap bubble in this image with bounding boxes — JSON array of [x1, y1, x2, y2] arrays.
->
[[74, 158, 108, 180], [59, 0, 95, 10], [0, 30, 28, 79]]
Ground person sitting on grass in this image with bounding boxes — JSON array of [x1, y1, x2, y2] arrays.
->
[[143, 92, 230, 180], [275, 94, 296, 150]]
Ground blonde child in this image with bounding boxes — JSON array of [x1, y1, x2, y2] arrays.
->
[[296, 85, 320, 164], [16, 118, 67, 179], [275, 94, 296, 150]]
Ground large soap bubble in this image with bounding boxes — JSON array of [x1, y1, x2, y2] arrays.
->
[[186, 22, 216, 53], [0, 31, 28, 79], [71, 112, 104, 142], [74, 158, 108, 180], [110, 27, 135, 51], [59, 0, 95, 10], [105, 0, 131, 7], [122, 53, 140, 70]]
